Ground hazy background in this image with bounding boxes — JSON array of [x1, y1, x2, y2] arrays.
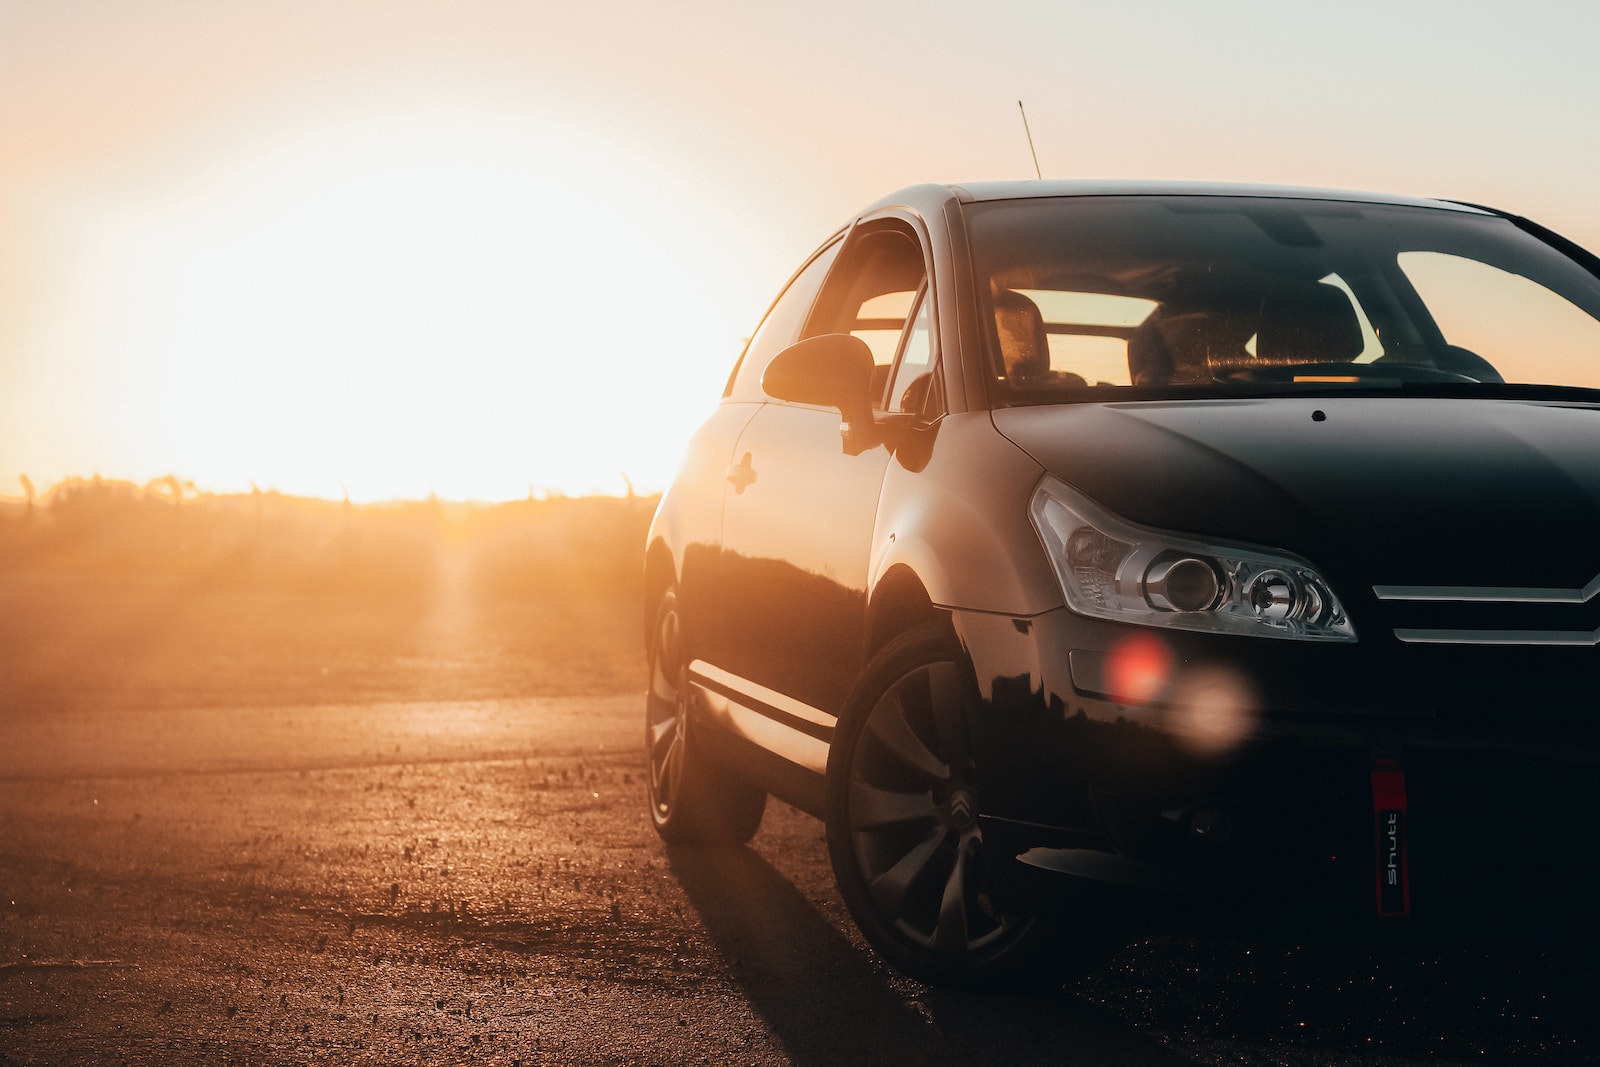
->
[[5, 0, 1598, 502], [5, 10, 1600, 1061]]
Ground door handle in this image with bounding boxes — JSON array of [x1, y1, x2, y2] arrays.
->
[[725, 453, 756, 494]]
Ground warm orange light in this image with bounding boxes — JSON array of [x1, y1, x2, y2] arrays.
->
[[1166, 666, 1257, 756], [4, 107, 752, 504], [1104, 632, 1174, 706]]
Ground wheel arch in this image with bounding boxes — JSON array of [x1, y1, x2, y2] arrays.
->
[[865, 564, 952, 662]]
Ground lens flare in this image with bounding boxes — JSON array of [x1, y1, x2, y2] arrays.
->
[[1104, 632, 1174, 706], [1166, 666, 1257, 756]]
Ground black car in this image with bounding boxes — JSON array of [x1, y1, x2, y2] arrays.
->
[[643, 181, 1600, 985]]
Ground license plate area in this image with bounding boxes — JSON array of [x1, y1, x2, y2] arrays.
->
[[1371, 758, 1411, 918]]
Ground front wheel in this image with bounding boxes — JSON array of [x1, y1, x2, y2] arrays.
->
[[645, 588, 765, 844], [826, 623, 1045, 986]]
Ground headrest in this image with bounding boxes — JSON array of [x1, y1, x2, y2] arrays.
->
[[993, 289, 1050, 380], [1255, 282, 1364, 364]]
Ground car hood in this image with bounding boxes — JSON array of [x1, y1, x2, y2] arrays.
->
[[993, 397, 1600, 593]]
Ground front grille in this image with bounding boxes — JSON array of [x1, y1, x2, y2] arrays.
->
[[1375, 572, 1600, 646]]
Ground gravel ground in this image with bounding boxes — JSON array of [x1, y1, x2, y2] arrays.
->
[[1, 574, 1596, 1065]]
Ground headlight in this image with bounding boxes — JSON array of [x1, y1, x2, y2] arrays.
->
[[1029, 476, 1356, 642]]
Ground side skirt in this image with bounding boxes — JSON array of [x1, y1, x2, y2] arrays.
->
[[688, 659, 835, 818]]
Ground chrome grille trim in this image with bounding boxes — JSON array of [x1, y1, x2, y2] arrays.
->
[[1394, 627, 1600, 646], [1374, 572, 1600, 604]]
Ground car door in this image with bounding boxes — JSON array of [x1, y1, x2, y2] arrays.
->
[[671, 238, 841, 649], [708, 220, 934, 725]]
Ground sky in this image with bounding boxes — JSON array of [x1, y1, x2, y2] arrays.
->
[[3, 0, 1599, 502]]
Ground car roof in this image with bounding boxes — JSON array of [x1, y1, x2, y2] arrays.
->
[[860, 180, 1493, 218]]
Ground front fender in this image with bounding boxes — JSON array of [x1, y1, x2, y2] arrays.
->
[[869, 412, 1061, 617]]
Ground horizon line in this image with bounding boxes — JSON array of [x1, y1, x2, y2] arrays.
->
[[0, 473, 662, 509]]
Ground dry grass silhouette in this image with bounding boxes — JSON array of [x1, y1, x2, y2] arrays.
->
[[0, 478, 654, 714]]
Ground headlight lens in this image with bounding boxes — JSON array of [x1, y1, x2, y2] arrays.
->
[[1029, 476, 1356, 642]]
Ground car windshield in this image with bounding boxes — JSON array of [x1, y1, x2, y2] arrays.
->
[[967, 195, 1600, 402]]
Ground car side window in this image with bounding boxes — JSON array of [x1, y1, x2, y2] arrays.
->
[[801, 225, 929, 407], [725, 239, 842, 402], [885, 288, 937, 414]]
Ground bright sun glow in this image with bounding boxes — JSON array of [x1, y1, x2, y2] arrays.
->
[[29, 108, 743, 501]]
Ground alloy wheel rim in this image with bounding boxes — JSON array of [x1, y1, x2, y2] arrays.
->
[[847, 660, 1017, 955]]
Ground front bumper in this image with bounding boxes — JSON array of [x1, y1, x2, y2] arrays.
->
[[952, 607, 1600, 939]]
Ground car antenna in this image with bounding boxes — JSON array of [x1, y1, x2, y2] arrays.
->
[[1017, 100, 1042, 179]]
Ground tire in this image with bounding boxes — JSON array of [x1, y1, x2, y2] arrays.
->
[[826, 622, 1048, 987], [645, 588, 765, 844]]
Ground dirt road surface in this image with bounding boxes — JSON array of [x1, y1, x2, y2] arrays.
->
[[2, 572, 1597, 1065]]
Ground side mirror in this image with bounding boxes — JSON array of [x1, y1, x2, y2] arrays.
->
[[761, 335, 876, 412], [761, 334, 876, 432]]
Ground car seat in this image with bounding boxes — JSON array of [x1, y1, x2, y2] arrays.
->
[[1253, 280, 1365, 365], [993, 288, 1052, 381]]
